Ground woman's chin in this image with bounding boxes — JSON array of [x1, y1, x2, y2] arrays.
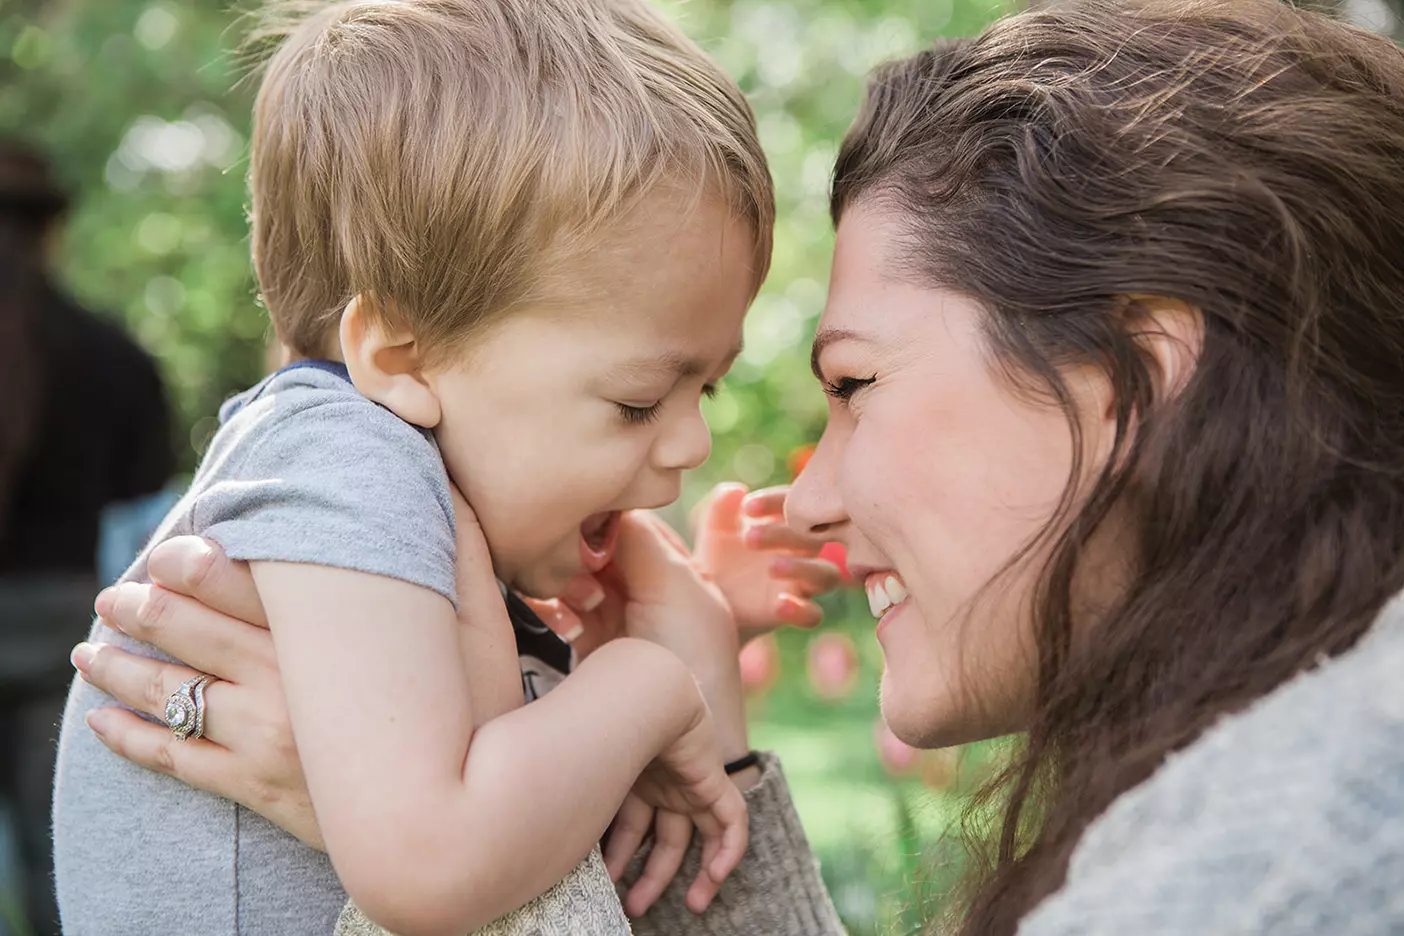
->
[[879, 670, 1007, 749]]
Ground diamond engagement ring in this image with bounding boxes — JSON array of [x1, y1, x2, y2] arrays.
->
[[164, 674, 215, 742]]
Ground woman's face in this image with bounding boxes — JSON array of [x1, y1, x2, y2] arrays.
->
[[788, 202, 1101, 748]]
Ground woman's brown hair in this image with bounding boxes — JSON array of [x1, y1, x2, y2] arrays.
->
[[831, 0, 1404, 931]]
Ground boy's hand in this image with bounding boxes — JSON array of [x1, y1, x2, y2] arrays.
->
[[602, 704, 749, 917], [693, 483, 842, 644]]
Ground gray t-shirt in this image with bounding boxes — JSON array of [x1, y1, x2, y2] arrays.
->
[[52, 361, 459, 936]]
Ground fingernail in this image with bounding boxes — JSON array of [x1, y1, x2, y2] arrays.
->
[[561, 623, 585, 643], [84, 709, 110, 737], [770, 557, 793, 576], [94, 587, 115, 618], [742, 496, 765, 516], [744, 527, 762, 547], [71, 642, 96, 672], [777, 594, 808, 620], [579, 587, 605, 612]]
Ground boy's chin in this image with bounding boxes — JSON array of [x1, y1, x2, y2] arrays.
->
[[506, 564, 573, 601]]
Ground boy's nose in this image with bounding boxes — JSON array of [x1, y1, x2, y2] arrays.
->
[[654, 406, 712, 472]]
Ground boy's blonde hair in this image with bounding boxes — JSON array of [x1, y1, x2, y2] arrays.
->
[[248, 0, 774, 361]]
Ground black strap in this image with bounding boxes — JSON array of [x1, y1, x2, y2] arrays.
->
[[724, 751, 761, 775]]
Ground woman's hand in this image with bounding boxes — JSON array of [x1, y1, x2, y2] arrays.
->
[[692, 483, 842, 643], [73, 485, 519, 851], [74, 536, 323, 848]]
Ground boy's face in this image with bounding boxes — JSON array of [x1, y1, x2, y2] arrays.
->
[[428, 191, 756, 598]]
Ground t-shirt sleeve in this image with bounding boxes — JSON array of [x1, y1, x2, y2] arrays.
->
[[192, 392, 458, 607]]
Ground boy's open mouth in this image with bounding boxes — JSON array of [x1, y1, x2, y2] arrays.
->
[[579, 511, 621, 573]]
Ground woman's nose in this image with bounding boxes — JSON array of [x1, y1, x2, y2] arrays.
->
[[786, 431, 847, 537]]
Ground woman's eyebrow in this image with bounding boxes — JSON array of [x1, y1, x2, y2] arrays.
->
[[810, 327, 871, 380]]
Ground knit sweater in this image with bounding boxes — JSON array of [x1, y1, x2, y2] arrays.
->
[[333, 753, 845, 936], [1018, 592, 1404, 935], [339, 595, 1404, 936]]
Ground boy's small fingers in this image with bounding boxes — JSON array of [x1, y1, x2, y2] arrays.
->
[[604, 795, 653, 882], [786, 558, 844, 594], [626, 811, 691, 916], [740, 486, 788, 518], [698, 483, 748, 536], [776, 595, 824, 629], [745, 520, 823, 554]]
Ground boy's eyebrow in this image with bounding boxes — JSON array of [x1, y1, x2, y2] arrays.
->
[[611, 344, 744, 381]]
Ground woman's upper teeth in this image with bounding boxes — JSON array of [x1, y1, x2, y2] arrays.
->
[[865, 573, 908, 618]]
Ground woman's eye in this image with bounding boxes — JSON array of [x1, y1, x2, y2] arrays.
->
[[823, 375, 876, 402], [702, 382, 720, 400], [615, 401, 663, 425]]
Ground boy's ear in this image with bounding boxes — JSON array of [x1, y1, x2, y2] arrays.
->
[[339, 295, 442, 428]]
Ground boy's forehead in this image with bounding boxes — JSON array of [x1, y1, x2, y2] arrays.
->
[[603, 344, 745, 381]]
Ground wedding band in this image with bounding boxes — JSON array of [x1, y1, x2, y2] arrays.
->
[[165, 674, 215, 742]]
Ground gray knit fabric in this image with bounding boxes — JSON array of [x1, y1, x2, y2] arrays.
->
[[334, 753, 844, 936], [334, 846, 628, 936], [1019, 593, 1404, 935]]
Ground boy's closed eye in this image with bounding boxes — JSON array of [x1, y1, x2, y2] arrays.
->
[[612, 380, 723, 427]]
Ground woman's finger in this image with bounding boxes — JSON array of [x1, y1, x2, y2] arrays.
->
[[93, 582, 277, 683], [604, 793, 655, 882], [73, 641, 201, 721], [448, 484, 513, 628], [772, 557, 844, 595], [624, 810, 693, 917], [84, 705, 240, 790], [74, 642, 248, 747], [145, 537, 268, 628]]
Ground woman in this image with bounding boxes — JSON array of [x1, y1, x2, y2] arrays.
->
[[70, 0, 1404, 932]]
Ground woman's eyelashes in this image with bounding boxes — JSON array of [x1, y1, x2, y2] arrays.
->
[[824, 375, 876, 403]]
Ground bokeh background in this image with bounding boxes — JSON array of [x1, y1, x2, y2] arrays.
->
[[1, 0, 1400, 934]]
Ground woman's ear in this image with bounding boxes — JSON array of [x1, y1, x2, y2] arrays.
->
[[339, 295, 442, 428], [1127, 294, 1204, 405]]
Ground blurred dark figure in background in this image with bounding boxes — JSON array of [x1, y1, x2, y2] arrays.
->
[[0, 140, 173, 936]]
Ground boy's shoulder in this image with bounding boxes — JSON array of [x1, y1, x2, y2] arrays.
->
[[189, 359, 459, 606], [202, 360, 439, 477]]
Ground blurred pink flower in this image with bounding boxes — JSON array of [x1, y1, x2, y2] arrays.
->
[[874, 719, 920, 776], [807, 631, 859, 701], [739, 633, 780, 694], [920, 747, 961, 791]]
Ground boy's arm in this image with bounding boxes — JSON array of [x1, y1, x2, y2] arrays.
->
[[253, 561, 704, 936]]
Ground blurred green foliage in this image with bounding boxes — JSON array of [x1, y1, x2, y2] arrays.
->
[[0, 0, 1007, 482], [1, 1, 1011, 932]]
